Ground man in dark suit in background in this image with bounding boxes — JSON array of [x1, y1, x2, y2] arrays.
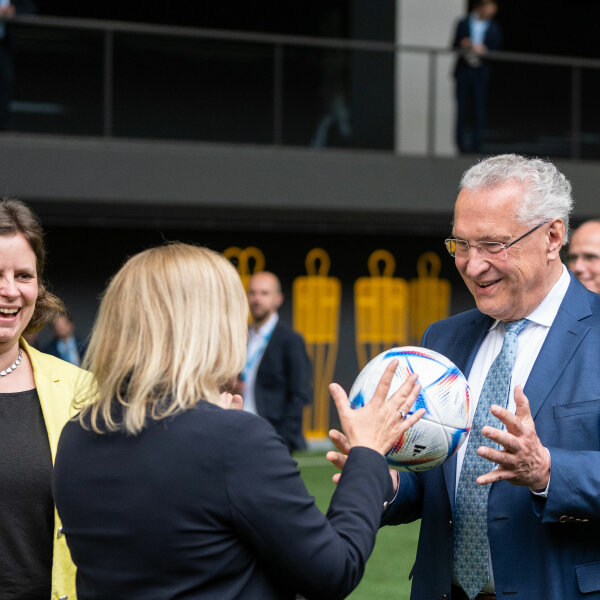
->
[[241, 271, 310, 452], [452, 0, 502, 154]]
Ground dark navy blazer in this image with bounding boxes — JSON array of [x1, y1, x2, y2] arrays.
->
[[383, 274, 600, 599], [54, 401, 393, 600], [452, 15, 502, 76], [255, 320, 311, 451]]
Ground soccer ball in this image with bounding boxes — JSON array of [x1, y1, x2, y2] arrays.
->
[[348, 347, 471, 472]]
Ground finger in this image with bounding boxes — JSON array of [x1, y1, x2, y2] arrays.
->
[[395, 380, 423, 414], [393, 372, 419, 400], [369, 360, 400, 407], [514, 385, 532, 420], [398, 407, 426, 433], [326, 450, 348, 471], [477, 445, 516, 466], [387, 373, 420, 410], [477, 467, 516, 486], [480, 426, 519, 453], [332, 472, 342, 484], [229, 394, 244, 411], [329, 429, 351, 455], [489, 404, 523, 434], [330, 383, 351, 422]]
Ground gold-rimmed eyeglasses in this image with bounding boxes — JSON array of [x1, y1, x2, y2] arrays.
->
[[445, 220, 549, 261]]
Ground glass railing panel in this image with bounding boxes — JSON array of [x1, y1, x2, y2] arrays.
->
[[281, 45, 393, 150], [112, 34, 275, 143], [11, 24, 104, 135]]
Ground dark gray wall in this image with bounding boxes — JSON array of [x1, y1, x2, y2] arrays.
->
[[1, 135, 599, 220]]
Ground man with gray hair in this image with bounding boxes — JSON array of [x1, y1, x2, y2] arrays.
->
[[328, 154, 600, 599]]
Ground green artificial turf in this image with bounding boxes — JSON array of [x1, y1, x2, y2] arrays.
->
[[296, 453, 420, 600]]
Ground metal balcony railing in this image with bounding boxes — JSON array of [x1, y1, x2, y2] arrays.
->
[[7, 14, 600, 159]]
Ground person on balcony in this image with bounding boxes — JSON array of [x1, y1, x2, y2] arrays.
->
[[452, 0, 502, 154]]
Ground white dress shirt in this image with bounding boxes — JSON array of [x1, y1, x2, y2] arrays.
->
[[454, 265, 571, 592], [469, 13, 491, 46], [242, 313, 279, 415]]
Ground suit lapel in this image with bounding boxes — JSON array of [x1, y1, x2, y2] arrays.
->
[[524, 277, 591, 419], [447, 313, 494, 379], [442, 312, 493, 514]]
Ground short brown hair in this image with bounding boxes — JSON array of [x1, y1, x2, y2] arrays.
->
[[0, 198, 65, 333]]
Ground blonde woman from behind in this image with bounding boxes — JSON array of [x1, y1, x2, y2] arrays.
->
[[53, 243, 425, 600]]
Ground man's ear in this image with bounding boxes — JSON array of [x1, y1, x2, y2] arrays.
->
[[547, 219, 565, 261]]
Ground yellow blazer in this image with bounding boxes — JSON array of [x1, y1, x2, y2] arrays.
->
[[22, 338, 96, 600]]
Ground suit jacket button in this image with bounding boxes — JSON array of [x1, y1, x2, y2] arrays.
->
[[559, 515, 569, 524], [448, 519, 453, 529], [57, 527, 64, 538], [441, 594, 448, 599]]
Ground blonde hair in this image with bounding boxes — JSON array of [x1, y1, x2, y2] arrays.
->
[[79, 243, 248, 434]]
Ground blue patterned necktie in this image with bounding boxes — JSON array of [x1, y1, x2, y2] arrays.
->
[[454, 318, 529, 599]]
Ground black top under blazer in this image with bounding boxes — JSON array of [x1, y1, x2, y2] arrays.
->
[[53, 401, 393, 600]]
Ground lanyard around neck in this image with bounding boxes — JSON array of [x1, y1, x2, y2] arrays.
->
[[242, 327, 275, 381]]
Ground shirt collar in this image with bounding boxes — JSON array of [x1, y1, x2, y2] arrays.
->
[[470, 12, 489, 23], [250, 312, 279, 339], [489, 264, 571, 331]]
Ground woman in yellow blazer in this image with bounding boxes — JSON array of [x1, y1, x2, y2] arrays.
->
[[0, 199, 92, 600]]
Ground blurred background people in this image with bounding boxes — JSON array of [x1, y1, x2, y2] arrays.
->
[[53, 243, 425, 599], [43, 311, 87, 366], [0, 198, 90, 600], [310, 7, 351, 148], [567, 220, 600, 293], [452, 0, 502, 154], [241, 271, 311, 452]]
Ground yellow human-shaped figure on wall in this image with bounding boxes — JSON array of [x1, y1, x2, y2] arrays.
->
[[354, 249, 409, 370], [293, 249, 341, 439], [223, 246, 265, 292], [409, 252, 451, 344]]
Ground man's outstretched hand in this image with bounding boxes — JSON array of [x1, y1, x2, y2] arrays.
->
[[477, 385, 551, 490]]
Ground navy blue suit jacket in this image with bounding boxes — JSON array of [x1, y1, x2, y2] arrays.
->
[[383, 274, 600, 599], [255, 320, 311, 451], [54, 402, 393, 600]]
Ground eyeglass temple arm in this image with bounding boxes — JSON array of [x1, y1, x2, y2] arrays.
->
[[504, 220, 549, 250]]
